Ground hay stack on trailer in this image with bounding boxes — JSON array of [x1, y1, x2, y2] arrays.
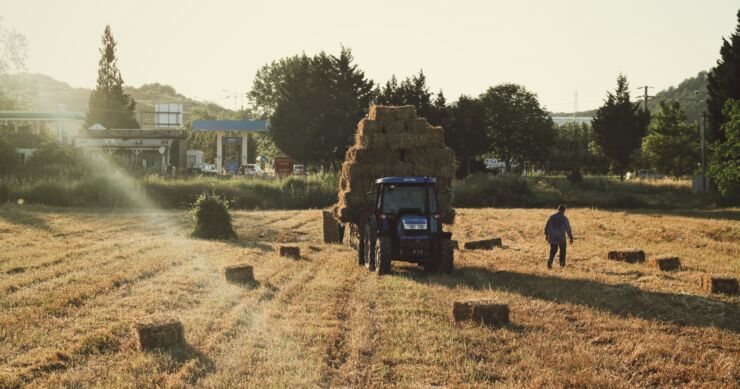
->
[[333, 105, 456, 225]]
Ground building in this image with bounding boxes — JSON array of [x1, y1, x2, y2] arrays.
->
[[72, 103, 189, 173], [73, 128, 187, 172]]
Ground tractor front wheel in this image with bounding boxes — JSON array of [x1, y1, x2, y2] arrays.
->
[[375, 236, 392, 275], [364, 225, 376, 271]]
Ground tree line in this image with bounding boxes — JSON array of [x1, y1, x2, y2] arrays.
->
[[247, 8, 739, 203]]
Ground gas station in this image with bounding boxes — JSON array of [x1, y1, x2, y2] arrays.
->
[[191, 119, 269, 174]]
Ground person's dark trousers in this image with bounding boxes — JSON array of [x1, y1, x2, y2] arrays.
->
[[548, 241, 567, 267]]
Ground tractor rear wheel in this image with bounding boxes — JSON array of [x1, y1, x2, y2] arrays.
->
[[439, 239, 455, 273], [375, 236, 392, 275], [358, 237, 365, 266]]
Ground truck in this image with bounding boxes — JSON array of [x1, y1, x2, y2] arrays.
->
[[186, 150, 217, 175]]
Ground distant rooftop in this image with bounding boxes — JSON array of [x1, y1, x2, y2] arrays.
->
[[0, 111, 85, 121], [552, 116, 593, 126], [192, 119, 269, 132]]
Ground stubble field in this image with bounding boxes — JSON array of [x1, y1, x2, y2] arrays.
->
[[0, 205, 738, 388]]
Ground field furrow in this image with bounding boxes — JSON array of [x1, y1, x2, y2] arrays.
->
[[0, 206, 737, 388]]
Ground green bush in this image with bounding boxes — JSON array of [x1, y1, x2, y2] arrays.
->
[[453, 173, 709, 209], [191, 193, 236, 240]]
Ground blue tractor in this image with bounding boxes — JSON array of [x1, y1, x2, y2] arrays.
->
[[356, 177, 455, 275]]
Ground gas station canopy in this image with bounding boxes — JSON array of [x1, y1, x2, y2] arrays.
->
[[190, 120, 269, 174], [192, 120, 269, 132]]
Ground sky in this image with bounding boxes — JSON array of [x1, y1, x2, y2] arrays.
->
[[2, 0, 738, 112]]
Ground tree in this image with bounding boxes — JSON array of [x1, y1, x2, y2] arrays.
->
[[445, 95, 487, 177], [708, 99, 740, 202], [0, 18, 30, 110], [592, 74, 650, 179], [248, 55, 305, 117], [253, 48, 373, 167], [707, 9, 740, 142], [427, 90, 449, 127], [547, 122, 608, 174], [0, 136, 19, 176], [323, 47, 375, 164], [85, 25, 139, 129], [479, 84, 554, 171], [641, 101, 699, 177], [375, 70, 438, 123]]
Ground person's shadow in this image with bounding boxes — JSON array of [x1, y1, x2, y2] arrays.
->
[[398, 266, 740, 333]]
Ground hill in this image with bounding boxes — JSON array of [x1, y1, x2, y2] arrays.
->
[[647, 71, 708, 122], [7, 73, 233, 121], [552, 71, 709, 121]]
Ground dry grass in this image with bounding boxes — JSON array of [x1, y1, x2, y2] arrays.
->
[[0, 205, 738, 387]]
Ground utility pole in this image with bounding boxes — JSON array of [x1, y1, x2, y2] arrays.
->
[[700, 112, 707, 190], [636, 85, 653, 113]]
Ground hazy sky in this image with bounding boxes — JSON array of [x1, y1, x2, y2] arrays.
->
[[2, 0, 738, 112]]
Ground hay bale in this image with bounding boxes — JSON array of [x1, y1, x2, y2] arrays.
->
[[701, 276, 739, 295], [278, 246, 301, 259], [221, 263, 254, 284], [323, 210, 344, 243], [464, 238, 502, 250], [368, 105, 417, 121], [131, 315, 185, 351], [607, 250, 645, 263], [335, 104, 456, 224], [452, 300, 509, 326], [650, 256, 680, 271]]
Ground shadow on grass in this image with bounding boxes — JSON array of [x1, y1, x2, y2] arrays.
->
[[224, 238, 273, 252], [625, 208, 740, 222], [398, 266, 740, 333], [155, 342, 215, 382], [0, 207, 52, 231]]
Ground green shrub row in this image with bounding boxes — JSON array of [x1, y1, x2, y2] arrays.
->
[[0, 173, 721, 210], [0, 174, 339, 210], [453, 173, 716, 209]]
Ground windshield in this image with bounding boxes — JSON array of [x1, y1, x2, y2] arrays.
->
[[381, 185, 427, 213]]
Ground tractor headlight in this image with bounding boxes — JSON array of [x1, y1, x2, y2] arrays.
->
[[402, 221, 428, 230]]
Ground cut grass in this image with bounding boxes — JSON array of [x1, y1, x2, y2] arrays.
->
[[0, 205, 737, 387]]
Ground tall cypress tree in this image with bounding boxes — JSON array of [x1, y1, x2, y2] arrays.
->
[[592, 74, 650, 179], [707, 9, 740, 142], [85, 25, 139, 129]]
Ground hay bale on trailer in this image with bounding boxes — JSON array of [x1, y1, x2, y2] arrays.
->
[[332, 105, 456, 226], [650, 256, 681, 271], [463, 238, 503, 250], [701, 276, 738, 295], [131, 315, 185, 351], [278, 246, 301, 259], [452, 299, 510, 326], [221, 263, 255, 284], [607, 249, 646, 263]]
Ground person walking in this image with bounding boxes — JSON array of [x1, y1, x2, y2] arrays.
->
[[544, 204, 573, 269]]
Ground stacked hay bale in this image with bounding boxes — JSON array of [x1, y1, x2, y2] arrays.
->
[[334, 105, 456, 224]]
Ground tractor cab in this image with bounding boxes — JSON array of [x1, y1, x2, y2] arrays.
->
[[359, 177, 454, 275]]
